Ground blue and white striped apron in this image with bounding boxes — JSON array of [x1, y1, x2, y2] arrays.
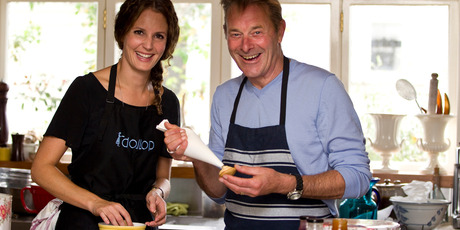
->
[[222, 57, 332, 230]]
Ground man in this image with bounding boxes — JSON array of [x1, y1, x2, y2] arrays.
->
[[163, 0, 371, 229]]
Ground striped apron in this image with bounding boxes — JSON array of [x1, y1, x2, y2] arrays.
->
[[222, 57, 332, 230]]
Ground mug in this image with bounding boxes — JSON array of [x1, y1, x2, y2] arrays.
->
[[0, 147, 10, 161], [0, 193, 12, 230], [20, 185, 55, 214]]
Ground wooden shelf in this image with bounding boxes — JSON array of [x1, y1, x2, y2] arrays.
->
[[372, 172, 453, 188], [0, 161, 195, 179]]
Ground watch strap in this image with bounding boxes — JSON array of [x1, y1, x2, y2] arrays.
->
[[294, 174, 303, 191]]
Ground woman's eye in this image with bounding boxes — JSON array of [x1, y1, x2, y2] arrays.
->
[[134, 30, 144, 35], [155, 34, 165, 39]]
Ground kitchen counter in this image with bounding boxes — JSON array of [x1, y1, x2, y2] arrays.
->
[[160, 215, 224, 230]]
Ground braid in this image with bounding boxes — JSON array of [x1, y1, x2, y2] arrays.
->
[[150, 64, 164, 115]]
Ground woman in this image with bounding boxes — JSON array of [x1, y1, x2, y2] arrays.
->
[[31, 0, 180, 229]]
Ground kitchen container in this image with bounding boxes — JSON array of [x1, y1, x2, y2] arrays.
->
[[0, 167, 33, 215], [20, 185, 54, 214], [98, 222, 146, 230], [0, 193, 12, 230], [391, 199, 450, 230]]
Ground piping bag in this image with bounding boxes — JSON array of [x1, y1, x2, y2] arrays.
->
[[156, 119, 224, 169]]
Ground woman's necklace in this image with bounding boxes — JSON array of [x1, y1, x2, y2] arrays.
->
[[117, 76, 152, 110]]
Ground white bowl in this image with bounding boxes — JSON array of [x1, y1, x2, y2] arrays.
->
[[391, 199, 450, 229]]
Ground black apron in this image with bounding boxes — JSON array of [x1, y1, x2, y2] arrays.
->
[[222, 57, 332, 230], [56, 64, 165, 230]]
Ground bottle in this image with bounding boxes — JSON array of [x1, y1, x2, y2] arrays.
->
[[307, 218, 324, 230], [430, 166, 445, 200], [428, 73, 439, 114], [298, 216, 308, 230], [332, 218, 347, 230], [339, 178, 380, 219], [430, 166, 448, 222], [0, 81, 8, 147], [11, 133, 24, 161]]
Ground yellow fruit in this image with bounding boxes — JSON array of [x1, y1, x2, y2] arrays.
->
[[444, 93, 450, 115], [436, 90, 442, 114]]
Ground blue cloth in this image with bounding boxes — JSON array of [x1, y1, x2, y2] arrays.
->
[[208, 58, 372, 216]]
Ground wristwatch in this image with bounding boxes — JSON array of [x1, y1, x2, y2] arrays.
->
[[287, 174, 303, 200]]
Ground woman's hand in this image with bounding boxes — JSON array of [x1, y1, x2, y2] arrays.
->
[[92, 199, 132, 226], [145, 188, 167, 227], [163, 122, 191, 161]]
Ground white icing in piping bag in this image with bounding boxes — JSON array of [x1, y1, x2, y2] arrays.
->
[[156, 119, 224, 169]]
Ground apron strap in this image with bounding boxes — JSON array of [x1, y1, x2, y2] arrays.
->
[[230, 77, 248, 124], [230, 57, 290, 125], [98, 64, 117, 140], [279, 56, 289, 125]]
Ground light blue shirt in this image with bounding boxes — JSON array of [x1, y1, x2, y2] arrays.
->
[[208, 58, 371, 216]]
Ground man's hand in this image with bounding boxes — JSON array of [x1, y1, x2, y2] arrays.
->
[[218, 165, 294, 197]]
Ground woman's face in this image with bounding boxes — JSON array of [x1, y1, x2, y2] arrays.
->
[[122, 8, 168, 74]]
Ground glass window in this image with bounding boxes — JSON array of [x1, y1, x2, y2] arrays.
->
[[347, 5, 452, 173], [4, 2, 98, 136], [167, 3, 212, 140]]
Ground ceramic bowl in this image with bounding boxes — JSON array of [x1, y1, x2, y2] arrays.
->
[[98, 222, 146, 230], [391, 199, 450, 229]]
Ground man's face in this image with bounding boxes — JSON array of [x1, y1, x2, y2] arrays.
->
[[225, 4, 284, 83]]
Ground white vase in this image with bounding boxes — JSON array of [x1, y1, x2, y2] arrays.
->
[[416, 114, 454, 174], [368, 113, 406, 173]]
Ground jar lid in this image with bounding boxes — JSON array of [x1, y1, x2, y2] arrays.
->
[[307, 218, 324, 223]]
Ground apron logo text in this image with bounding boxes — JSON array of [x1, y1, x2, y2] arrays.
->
[[116, 132, 155, 151]]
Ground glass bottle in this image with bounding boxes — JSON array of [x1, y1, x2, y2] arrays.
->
[[339, 177, 380, 219], [430, 166, 448, 222], [332, 218, 348, 230], [298, 216, 308, 230], [307, 218, 324, 230], [430, 166, 445, 200]]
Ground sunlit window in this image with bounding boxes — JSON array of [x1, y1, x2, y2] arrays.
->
[[347, 5, 453, 173], [5, 2, 98, 136]]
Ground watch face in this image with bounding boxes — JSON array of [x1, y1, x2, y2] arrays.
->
[[288, 191, 302, 200]]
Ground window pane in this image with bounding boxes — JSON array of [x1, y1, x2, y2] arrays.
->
[[5, 2, 98, 136], [231, 4, 331, 77], [168, 3, 211, 140], [348, 5, 450, 171]]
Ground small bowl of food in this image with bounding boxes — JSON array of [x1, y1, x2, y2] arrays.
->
[[98, 222, 146, 230], [391, 198, 450, 230]]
